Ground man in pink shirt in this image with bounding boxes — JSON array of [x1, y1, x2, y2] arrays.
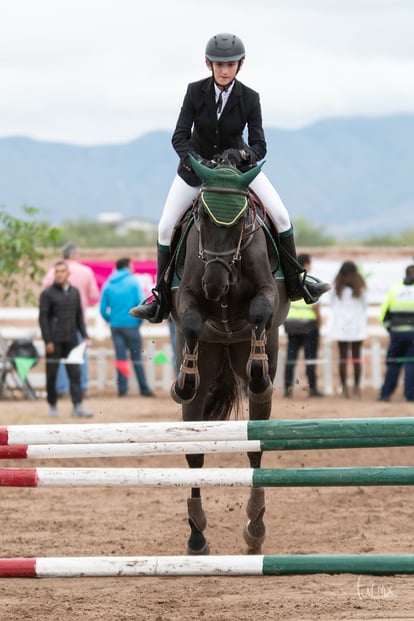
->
[[43, 242, 99, 395]]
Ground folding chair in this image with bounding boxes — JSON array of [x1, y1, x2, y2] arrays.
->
[[0, 335, 39, 400]]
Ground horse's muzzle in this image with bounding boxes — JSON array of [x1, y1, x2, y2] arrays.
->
[[202, 279, 230, 301], [201, 256, 236, 301]]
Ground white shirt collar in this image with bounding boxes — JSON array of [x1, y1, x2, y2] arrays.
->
[[214, 81, 235, 118]]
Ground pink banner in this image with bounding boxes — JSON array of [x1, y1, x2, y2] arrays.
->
[[81, 260, 157, 297]]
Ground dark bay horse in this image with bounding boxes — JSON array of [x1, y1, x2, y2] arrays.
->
[[170, 155, 289, 554]]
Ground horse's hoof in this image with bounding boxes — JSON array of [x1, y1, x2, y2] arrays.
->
[[170, 382, 196, 405], [187, 541, 210, 556]]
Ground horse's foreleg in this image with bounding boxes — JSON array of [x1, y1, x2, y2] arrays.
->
[[171, 342, 200, 404], [171, 308, 203, 404], [185, 453, 209, 555], [246, 295, 273, 398], [246, 329, 274, 400]]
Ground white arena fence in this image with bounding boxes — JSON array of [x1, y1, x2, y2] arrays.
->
[[0, 305, 389, 395]]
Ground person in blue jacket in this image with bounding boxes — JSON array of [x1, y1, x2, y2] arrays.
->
[[100, 257, 154, 397]]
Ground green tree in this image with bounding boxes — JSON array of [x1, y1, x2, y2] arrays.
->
[[0, 206, 60, 305], [59, 218, 157, 248], [362, 228, 414, 247], [293, 216, 336, 247]]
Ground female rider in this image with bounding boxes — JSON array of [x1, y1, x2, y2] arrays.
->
[[132, 33, 330, 323]]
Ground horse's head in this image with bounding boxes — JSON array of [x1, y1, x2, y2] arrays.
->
[[189, 155, 263, 301]]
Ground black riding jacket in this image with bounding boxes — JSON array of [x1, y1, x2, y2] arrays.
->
[[172, 77, 267, 186]]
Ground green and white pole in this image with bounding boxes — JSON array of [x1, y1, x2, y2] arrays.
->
[[2, 555, 414, 577]]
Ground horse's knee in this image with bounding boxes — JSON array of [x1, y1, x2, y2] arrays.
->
[[249, 295, 272, 333], [181, 308, 204, 346]]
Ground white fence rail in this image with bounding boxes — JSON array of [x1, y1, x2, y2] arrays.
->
[[0, 304, 387, 341], [0, 306, 388, 396]]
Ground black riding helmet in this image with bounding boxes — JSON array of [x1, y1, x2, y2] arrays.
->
[[205, 33, 245, 62]]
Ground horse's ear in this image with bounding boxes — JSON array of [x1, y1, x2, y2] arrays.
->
[[236, 162, 265, 189], [189, 154, 217, 183]]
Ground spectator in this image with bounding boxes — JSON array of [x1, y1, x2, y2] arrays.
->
[[43, 241, 99, 395], [329, 261, 368, 398], [39, 261, 93, 417], [283, 254, 324, 398], [377, 264, 414, 402], [100, 258, 155, 398]]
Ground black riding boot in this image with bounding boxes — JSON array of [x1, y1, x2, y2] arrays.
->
[[129, 244, 172, 323], [279, 231, 331, 304]]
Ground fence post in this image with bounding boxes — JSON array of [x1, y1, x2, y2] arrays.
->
[[371, 339, 383, 389], [322, 339, 333, 395]]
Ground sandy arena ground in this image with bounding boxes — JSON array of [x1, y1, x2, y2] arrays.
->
[[1, 388, 414, 621]]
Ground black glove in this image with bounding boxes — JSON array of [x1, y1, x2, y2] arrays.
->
[[188, 152, 216, 168], [222, 149, 243, 166], [220, 148, 255, 167]]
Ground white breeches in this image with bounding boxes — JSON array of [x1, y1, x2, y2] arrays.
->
[[158, 172, 291, 246]]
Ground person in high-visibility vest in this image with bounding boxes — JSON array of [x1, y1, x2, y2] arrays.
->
[[283, 254, 324, 398], [377, 264, 414, 402]]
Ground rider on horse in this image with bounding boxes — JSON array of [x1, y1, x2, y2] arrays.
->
[[131, 33, 330, 323]]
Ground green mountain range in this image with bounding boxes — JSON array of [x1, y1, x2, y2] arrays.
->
[[1, 114, 412, 240]]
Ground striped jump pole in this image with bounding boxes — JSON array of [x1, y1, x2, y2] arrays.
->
[[3, 466, 414, 488], [1, 554, 414, 577], [3, 434, 414, 460], [2, 417, 414, 446]]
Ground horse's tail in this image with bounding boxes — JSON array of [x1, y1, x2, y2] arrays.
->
[[203, 347, 241, 421]]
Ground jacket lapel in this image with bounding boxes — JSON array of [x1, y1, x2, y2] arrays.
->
[[219, 79, 241, 119], [202, 78, 218, 125]]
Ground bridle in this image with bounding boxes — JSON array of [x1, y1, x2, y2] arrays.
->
[[193, 188, 262, 284]]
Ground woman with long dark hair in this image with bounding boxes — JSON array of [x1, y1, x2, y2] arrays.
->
[[330, 261, 368, 397]]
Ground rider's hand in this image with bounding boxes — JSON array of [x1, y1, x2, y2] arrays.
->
[[186, 152, 216, 170], [221, 148, 244, 166]]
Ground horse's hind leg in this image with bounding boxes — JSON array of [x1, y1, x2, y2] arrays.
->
[[243, 429, 269, 554], [244, 320, 276, 554], [243, 486, 266, 554], [185, 453, 210, 555]]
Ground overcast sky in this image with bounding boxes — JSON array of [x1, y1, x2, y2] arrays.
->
[[1, 0, 413, 145]]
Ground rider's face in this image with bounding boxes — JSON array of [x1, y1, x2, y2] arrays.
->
[[206, 60, 242, 89]]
